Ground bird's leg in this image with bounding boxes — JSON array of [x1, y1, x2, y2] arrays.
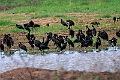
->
[[42, 50, 44, 55]]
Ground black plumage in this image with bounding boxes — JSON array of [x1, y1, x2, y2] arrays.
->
[[108, 37, 117, 47], [16, 24, 24, 29], [69, 29, 74, 38], [3, 34, 14, 49], [98, 30, 108, 41], [61, 19, 68, 27], [113, 17, 116, 24], [92, 25, 96, 36], [0, 41, 4, 51], [90, 21, 100, 26], [65, 36, 74, 50], [95, 36, 101, 49], [86, 25, 93, 37], [18, 42, 27, 52], [34, 40, 41, 48], [66, 20, 75, 29], [24, 23, 31, 33], [33, 24, 40, 28], [116, 30, 120, 37]]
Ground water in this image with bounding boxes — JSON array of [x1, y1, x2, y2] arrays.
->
[[0, 47, 120, 73]]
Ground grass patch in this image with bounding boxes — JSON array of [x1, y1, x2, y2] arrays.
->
[[101, 14, 111, 18], [0, 20, 15, 27]]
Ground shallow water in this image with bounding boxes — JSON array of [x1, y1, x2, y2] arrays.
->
[[0, 47, 120, 73]]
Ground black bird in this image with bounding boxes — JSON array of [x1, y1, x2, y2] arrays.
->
[[39, 37, 50, 54], [86, 25, 93, 37], [33, 24, 40, 28], [69, 29, 74, 38], [65, 36, 74, 50], [66, 20, 75, 29], [18, 42, 27, 52], [116, 30, 120, 37], [108, 37, 117, 47], [28, 39, 34, 49], [0, 40, 4, 58], [34, 40, 41, 49], [51, 35, 61, 51], [3, 34, 14, 49], [26, 33, 35, 41], [57, 35, 64, 44], [24, 23, 31, 33], [92, 25, 96, 36], [61, 19, 68, 27], [74, 29, 85, 43], [95, 36, 101, 49], [16, 24, 24, 29], [85, 35, 93, 46], [98, 30, 108, 41], [90, 21, 100, 26], [0, 40, 4, 51], [29, 20, 34, 27], [113, 17, 116, 24], [60, 42, 67, 51], [46, 32, 52, 39], [46, 23, 49, 27]]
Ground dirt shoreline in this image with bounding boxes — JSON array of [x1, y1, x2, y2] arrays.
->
[[0, 68, 120, 80]]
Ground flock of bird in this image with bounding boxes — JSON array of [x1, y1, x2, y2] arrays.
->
[[0, 16, 120, 57]]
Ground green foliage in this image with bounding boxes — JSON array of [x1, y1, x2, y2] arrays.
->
[[101, 14, 111, 18], [2, 0, 120, 15], [0, 20, 15, 27]]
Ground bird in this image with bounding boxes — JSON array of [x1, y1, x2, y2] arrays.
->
[[108, 37, 117, 47], [28, 20, 34, 27], [46, 23, 49, 27], [86, 25, 93, 37], [33, 24, 40, 28], [60, 42, 67, 51], [18, 42, 27, 52], [61, 19, 68, 27], [16, 24, 24, 29], [46, 32, 52, 39], [69, 29, 74, 38], [90, 21, 100, 26], [65, 36, 74, 50], [0, 40, 4, 51], [116, 30, 120, 37], [92, 25, 96, 36], [26, 33, 35, 41], [66, 20, 75, 29], [39, 37, 50, 54], [74, 29, 85, 44], [51, 35, 61, 51], [34, 40, 41, 49], [28, 39, 34, 49], [98, 30, 108, 41], [95, 36, 101, 49], [24, 23, 31, 33], [3, 34, 14, 49], [0, 40, 4, 58], [113, 17, 116, 24]]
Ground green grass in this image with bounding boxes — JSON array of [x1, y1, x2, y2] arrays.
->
[[0, 0, 120, 52], [0, 20, 15, 27], [1, 0, 120, 17]]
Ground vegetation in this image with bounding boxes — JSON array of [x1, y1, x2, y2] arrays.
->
[[0, 0, 120, 51]]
